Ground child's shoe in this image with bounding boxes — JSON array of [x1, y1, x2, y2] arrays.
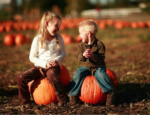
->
[[20, 99, 30, 105], [106, 92, 115, 106], [69, 96, 78, 105], [57, 94, 69, 106]]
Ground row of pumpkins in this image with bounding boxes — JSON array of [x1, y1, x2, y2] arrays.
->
[[60, 18, 150, 30], [0, 18, 150, 33], [3, 33, 81, 46], [28, 65, 118, 105], [0, 21, 40, 33], [3, 33, 30, 46]]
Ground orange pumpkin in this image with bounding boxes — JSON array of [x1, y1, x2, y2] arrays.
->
[[147, 21, 150, 28], [98, 22, 106, 30], [79, 68, 118, 104], [76, 35, 82, 43], [34, 22, 40, 30], [61, 33, 74, 45], [0, 25, 4, 33], [60, 24, 67, 30], [137, 21, 146, 28], [59, 65, 70, 86], [4, 34, 14, 46], [5, 25, 11, 32], [30, 78, 58, 105], [130, 22, 138, 29], [106, 19, 114, 26], [28, 65, 70, 105], [14, 34, 25, 46], [114, 21, 123, 29], [21, 22, 28, 30]]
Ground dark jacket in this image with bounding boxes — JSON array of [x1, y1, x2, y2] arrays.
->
[[77, 37, 106, 69]]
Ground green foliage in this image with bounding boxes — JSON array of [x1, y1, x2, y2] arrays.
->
[[138, 34, 150, 41], [20, 0, 67, 14], [0, 11, 11, 21], [142, 5, 150, 14], [64, 0, 95, 16], [147, 106, 150, 114], [0, 96, 7, 103]]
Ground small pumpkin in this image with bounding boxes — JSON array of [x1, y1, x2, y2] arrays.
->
[[76, 35, 82, 43], [28, 65, 70, 105], [114, 21, 123, 29], [5, 25, 11, 32], [79, 68, 118, 104], [4, 34, 14, 46], [61, 33, 74, 45], [14, 34, 25, 46], [98, 22, 107, 30], [130, 22, 138, 29], [0, 25, 4, 33]]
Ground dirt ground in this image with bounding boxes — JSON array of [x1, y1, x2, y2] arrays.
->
[[0, 14, 150, 114]]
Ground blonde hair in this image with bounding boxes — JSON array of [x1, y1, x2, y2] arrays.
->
[[78, 19, 98, 35], [36, 11, 61, 49]]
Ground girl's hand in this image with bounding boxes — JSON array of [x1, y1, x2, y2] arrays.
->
[[51, 60, 58, 67], [46, 62, 52, 68], [83, 49, 93, 58]]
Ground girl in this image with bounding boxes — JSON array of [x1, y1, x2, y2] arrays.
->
[[17, 11, 68, 106]]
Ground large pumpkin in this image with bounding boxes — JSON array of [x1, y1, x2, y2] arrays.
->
[[79, 68, 118, 104], [28, 65, 70, 105]]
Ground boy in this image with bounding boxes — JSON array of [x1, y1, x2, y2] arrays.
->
[[69, 20, 115, 106]]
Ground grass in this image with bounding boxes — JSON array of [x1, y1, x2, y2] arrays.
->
[[0, 96, 8, 103], [138, 34, 150, 41]]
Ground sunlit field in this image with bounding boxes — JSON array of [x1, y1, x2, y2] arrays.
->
[[0, 17, 150, 114]]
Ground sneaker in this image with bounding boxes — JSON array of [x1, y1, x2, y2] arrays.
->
[[69, 96, 78, 105], [106, 92, 115, 106]]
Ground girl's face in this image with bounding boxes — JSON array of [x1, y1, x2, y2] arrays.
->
[[79, 27, 89, 43], [46, 18, 61, 37]]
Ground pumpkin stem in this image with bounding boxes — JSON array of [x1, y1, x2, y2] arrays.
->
[[39, 68, 46, 78], [92, 71, 94, 76]]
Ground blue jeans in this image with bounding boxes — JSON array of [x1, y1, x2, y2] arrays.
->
[[69, 66, 113, 96]]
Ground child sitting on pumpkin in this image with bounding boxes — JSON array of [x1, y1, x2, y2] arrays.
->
[[69, 19, 115, 106]]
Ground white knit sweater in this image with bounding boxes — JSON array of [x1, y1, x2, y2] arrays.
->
[[29, 34, 66, 68]]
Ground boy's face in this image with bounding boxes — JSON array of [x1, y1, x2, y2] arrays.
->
[[79, 27, 89, 43]]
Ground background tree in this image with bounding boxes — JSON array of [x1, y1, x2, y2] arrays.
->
[[25, 0, 67, 15], [65, 0, 95, 17], [10, 0, 18, 17]]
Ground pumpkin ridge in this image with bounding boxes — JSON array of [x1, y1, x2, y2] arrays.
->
[[44, 79, 48, 105], [93, 76, 95, 104]]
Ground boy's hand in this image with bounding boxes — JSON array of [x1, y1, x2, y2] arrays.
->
[[83, 49, 93, 58]]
